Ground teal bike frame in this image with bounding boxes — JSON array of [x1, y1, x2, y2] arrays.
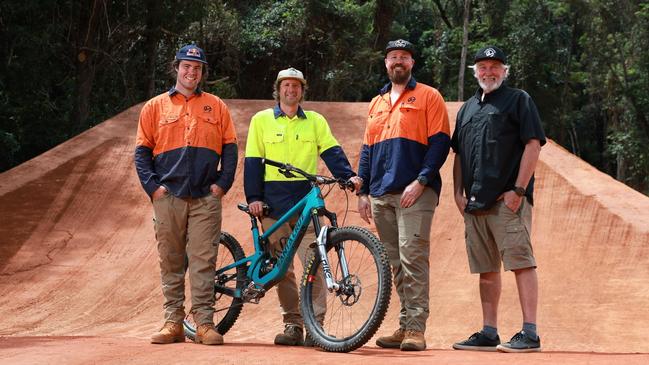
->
[[216, 159, 346, 301]]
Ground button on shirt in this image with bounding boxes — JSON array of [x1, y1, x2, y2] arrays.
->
[[451, 84, 546, 212]]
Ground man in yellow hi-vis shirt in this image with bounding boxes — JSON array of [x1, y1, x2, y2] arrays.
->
[[244, 67, 362, 346]]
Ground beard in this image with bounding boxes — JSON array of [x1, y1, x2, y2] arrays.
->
[[388, 65, 411, 85], [477, 76, 504, 94]]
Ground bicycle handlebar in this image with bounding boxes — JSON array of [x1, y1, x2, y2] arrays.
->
[[261, 158, 285, 169], [262, 158, 355, 191]]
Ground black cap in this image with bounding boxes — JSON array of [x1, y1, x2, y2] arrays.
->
[[474, 46, 507, 64], [385, 39, 416, 56]]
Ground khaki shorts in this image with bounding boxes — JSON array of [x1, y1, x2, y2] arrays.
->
[[463, 199, 536, 273]]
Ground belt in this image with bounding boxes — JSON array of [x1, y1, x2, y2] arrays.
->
[[468, 209, 494, 216]]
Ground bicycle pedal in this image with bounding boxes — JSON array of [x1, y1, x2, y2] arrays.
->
[[242, 282, 266, 303]]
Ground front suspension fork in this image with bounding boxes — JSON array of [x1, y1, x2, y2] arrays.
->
[[315, 226, 350, 292]]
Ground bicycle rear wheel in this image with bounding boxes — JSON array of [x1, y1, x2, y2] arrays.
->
[[184, 231, 246, 340], [300, 226, 391, 352]]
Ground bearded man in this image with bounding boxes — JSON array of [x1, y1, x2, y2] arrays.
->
[[357, 39, 451, 351], [451, 46, 546, 353]]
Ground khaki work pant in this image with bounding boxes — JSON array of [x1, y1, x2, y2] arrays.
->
[[262, 216, 326, 327], [152, 192, 221, 326], [370, 188, 438, 333]]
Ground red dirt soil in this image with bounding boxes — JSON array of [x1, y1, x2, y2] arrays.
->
[[1, 100, 648, 364]]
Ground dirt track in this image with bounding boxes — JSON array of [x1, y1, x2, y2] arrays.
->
[[1, 100, 648, 364]]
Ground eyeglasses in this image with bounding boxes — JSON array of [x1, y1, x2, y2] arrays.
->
[[386, 55, 412, 62]]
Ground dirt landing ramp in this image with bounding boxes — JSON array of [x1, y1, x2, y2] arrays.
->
[[1, 100, 648, 364]]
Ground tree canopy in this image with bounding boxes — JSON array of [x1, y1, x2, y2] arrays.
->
[[1, 0, 648, 193]]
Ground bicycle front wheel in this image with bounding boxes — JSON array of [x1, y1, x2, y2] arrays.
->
[[184, 231, 246, 340], [300, 226, 391, 352]]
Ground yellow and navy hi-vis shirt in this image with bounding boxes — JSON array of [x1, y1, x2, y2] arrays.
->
[[244, 105, 355, 219], [358, 78, 451, 197], [134, 88, 238, 198]]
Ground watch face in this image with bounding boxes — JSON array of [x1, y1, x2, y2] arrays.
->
[[514, 187, 525, 196], [417, 176, 427, 185]]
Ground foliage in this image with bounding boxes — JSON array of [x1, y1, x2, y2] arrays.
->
[[1, 0, 648, 194]]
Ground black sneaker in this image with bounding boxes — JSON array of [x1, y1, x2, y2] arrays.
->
[[452, 331, 500, 352], [496, 331, 541, 353]]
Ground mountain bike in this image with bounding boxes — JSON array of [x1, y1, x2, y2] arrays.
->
[[183, 158, 392, 352]]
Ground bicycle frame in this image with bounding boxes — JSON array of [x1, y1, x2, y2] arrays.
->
[[184, 159, 391, 352], [215, 181, 337, 299]]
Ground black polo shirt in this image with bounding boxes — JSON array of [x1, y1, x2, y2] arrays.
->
[[450, 84, 546, 212]]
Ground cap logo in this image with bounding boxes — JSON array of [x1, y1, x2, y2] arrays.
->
[[484, 48, 496, 57], [186, 48, 201, 57], [394, 39, 408, 47]]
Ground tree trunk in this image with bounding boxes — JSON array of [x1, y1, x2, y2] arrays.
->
[[458, 0, 471, 101], [143, 0, 161, 99], [616, 152, 626, 182], [73, 0, 104, 131], [373, 0, 395, 50]]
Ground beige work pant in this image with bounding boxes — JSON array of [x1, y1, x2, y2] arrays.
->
[[152, 193, 221, 326], [370, 188, 438, 333], [262, 216, 326, 327]]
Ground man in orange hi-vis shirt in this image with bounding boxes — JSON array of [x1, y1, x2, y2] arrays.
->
[[134, 44, 237, 346], [357, 39, 450, 352]]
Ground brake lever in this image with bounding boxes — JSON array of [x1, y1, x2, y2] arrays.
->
[[278, 168, 297, 178], [338, 179, 355, 192]]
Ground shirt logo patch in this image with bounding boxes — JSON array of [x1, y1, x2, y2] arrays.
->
[[203, 105, 212, 112], [407, 96, 416, 103]]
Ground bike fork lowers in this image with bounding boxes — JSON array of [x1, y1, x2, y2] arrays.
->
[[316, 226, 350, 292]]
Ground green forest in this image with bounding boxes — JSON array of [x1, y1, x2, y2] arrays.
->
[[1, 0, 648, 194]]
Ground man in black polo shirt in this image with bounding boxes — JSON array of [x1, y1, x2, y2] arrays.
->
[[450, 46, 546, 353]]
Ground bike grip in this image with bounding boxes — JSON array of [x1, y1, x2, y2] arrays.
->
[[262, 158, 284, 168]]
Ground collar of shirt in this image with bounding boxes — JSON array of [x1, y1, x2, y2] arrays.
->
[[273, 104, 307, 119], [474, 82, 508, 102], [167, 86, 203, 96], [379, 77, 417, 95]]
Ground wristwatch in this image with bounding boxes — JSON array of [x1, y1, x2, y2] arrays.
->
[[416, 175, 428, 186], [513, 186, 526, 197]]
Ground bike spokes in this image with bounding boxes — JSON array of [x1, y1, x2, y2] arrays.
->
[[301, 227, 391, 352]]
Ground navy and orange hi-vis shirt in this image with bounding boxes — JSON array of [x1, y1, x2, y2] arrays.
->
[[358, 78, 451, 197], [134, 88, 238, 198]]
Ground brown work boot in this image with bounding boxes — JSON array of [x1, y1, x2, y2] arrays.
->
[[400, 330, 426, 351], [274, 324, 304, 346], [150, 322, 185, 344], [376, 328, 406, 348], [196, 324, 224, 345]]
